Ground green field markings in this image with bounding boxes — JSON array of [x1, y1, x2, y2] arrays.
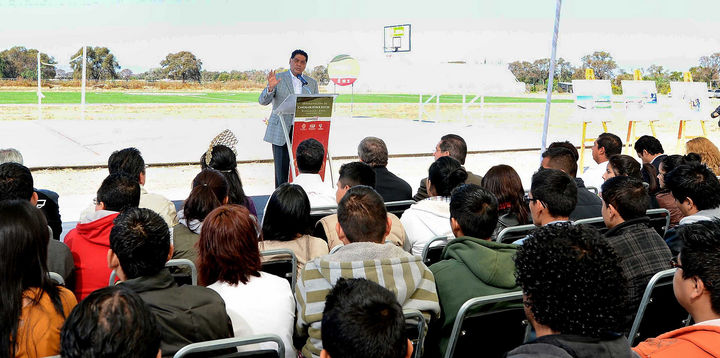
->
[[0, 91, 573, 104]]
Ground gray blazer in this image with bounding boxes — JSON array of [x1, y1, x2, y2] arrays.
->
[[259, 70, 319, 146]]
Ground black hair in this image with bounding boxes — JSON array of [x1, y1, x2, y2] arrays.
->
[[60, 285, 161, 358], [548, 141, 579, 161], [296, 138, 325, 174], [358, 137, 389, 167], [677, 219, 720, 315], [96, 173, 141, 212], [601, 176, 648, 221], [338, 162, 375, 188], [664, 162, 720, 210], [438, 134, 468, 164], [200, 145, 252, 209], [182, 169, 228, 231], [634, 135, 664, 156], [542, 147, 578, 177], [596, 133, 623, 157], [660, 154, 701, 174], [291, 49, 308, 61], [337, 186, 387, 243], [262, 183, 312, 242], [0, 162, 33, 201], [449, 184, 498, 239], [322, 278, 407, 358], [110, 208, 170, 279], [530, 169, 577, 217], [108, 147, 145, 182], [607, 155, 641, 179], [0, 200, 63, 357], [428, 156, 468, 197], [515, 223, 628, 337]]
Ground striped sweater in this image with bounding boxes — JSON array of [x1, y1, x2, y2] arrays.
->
[[295, 242, 440, 358]]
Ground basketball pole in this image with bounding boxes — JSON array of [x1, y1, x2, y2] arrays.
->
[[541, 0, 562, 153]]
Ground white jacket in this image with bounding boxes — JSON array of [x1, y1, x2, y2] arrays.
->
[[401, 198, 454, 256]]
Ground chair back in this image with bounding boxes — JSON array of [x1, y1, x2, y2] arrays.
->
[[646, 208, 671, 238], [444, 291, 530, 358], [496, 224, 536, 244], [573, 216, 609, 235], [404, 310, 427, 358], [421, 236, 450, 266], [586, 186, 599, 195], [109, 259, 198, 286], [48, 272, 65, 286], [386, 200, 415, 218], [312, 220, 329, 242], [310, 206, 337, 229], [261, 249, 297, 289], [173, 334, 285, 358], [628, 268, 692, 346]]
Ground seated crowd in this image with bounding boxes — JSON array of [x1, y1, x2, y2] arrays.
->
[[3, 129, 720, 358]]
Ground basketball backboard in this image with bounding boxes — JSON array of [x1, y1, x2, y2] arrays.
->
[[384, 24, 411, 53]]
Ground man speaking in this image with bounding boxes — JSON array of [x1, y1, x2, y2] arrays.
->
[[259, 49, 319, 187]]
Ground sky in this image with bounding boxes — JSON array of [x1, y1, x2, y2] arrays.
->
[[1, 0, 719, 74]]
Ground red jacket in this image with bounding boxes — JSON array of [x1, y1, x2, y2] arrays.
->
[[64, 212, 119, 300], [633, 324, 720, 357]]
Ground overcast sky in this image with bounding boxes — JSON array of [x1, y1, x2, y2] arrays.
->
[[1, 0, 719, 73]]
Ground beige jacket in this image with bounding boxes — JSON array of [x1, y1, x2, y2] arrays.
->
[[259, 235, 329, 273], [318, 213, 407, 250]]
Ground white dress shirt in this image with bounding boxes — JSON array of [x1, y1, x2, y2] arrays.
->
[[292, 173, 337, 209], [580, 160, 608, 193]]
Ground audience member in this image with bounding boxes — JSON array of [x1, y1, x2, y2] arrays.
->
[[506, 223, 633, 357], [201, 141, 257, 216], [541, 146, 602, 220], [109, 207, 233, 357], [655, 154, 699, 226], [358, 136, 413, 202], [481, 165, 531, 240], [0, 162, 74, 284], [80, 147, 177, 227], [0, 148, 63, 240], [547, 141, 579, 161], [65, 173, 140, 300], [0, 200, 77, 358], [429, 184, 520, 355], [601, 176, 672, 328], [581, 132, 622, 191], [633, 220, 720, 357], [686, 137, 720, 176], [603, 154, 659, 205], [292, 138, 336, 208], [413, 134, 482, 201], [60, 286, 161, 358], [402, 156, 468, 255], [634, 135, 666, 184], [260, 183, 329, 273], [321, 278, 413, 358], [199, 205, 296, 358], [172, 169, 228, 266], [296, 186, 439, 358], [317, 161, 407, 250]]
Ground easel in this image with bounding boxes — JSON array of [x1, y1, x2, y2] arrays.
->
[[574, 73, 613, 174], [579, 120, 608, 174]]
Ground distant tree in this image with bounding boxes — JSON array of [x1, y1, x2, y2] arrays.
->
[[0, 46, 56, 79], [668, 71, 683, 81], [612, 71, 634, 94], [310, 65, 329, 85], [143, 67, 165, 81], [119, 69, 133, 80], [69, 46, 120, 81], [699, 53, 720, 82], [645, 64, 667, 79], [160, 51, 202, 83], [689, 66, 714, 84], [580, 51, 617, 79], [556, 58, 575, 82], [54, 68, 71, 79]]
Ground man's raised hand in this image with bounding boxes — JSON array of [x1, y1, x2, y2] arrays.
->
[[267, 70, 280, 91]]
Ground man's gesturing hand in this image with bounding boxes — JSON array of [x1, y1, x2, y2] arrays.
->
[[267, 70, 280, 91]]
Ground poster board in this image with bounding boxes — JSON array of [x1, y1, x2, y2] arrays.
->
[[622, 80, 658, 106], [669, 82, 710, 116], [572, 80, 612, 110]]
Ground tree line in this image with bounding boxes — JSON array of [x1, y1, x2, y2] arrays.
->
[[0, 45, 330, 85], [508, 50, 720, 94]]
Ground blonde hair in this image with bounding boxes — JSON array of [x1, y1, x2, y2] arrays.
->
[[686, 137, 720, 176]]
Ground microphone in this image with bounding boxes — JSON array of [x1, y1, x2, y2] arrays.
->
[[297, 74, 308, 86]]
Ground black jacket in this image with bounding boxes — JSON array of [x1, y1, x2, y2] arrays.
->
[[569, 178, 602, 221], [506, 333, 637, 358], [120, 269, 234, 357], [373, 166, 413, 202]]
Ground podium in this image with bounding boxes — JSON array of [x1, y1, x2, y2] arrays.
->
[[275, 94, 338, 183]]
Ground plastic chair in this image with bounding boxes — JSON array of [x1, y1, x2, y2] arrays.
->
[[404, 309, 427, 358], [260, 249, 297, 289], [496, 224, 536, 244], [444, 291, 530, 358], [586, 186, 599, 195], [646, 208, 671, 238], [421, 236, 450, 266], [573, 216, 608, 235], [627, 268, 692, 346], [386, 200, 416, 218], [48, 272, 65, 286], [109, 259, 197, 286], [173, 334, 285, 358]]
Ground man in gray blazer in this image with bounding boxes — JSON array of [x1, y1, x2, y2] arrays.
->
[[259, 49, 319, 187]]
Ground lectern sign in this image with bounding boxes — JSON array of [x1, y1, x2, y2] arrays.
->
[[295, 96, 333, 118]]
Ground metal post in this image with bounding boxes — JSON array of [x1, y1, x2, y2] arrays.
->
[[540, 0, 563, 153], [37, 52, 41, 120], [81, 46, 87, 119]]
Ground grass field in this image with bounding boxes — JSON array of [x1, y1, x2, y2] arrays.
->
[[0, 91, 574, 105]]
